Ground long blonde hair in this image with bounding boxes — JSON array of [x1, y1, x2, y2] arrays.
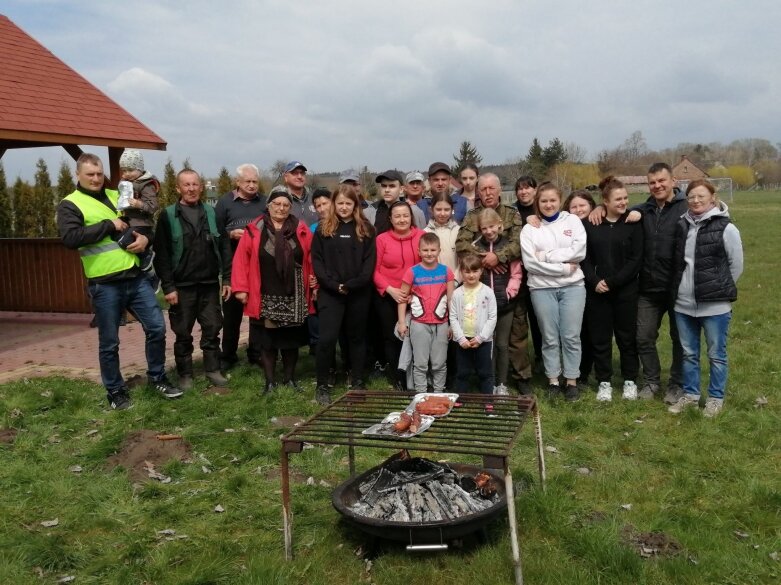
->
[[319, 185, 375, 241]]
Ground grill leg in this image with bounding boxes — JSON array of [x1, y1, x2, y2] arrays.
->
[[504, 467, 524, 585], [533, 403, 547, 492], [281, 448, 293, 560], [349, 444, 355, 477]]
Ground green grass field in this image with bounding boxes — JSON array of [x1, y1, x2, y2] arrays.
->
[[1, 192, 780, 585]]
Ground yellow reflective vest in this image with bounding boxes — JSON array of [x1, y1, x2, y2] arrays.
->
[[63, 189, 139, 278]]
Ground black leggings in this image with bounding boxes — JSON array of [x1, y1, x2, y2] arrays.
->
[[315, 288, 372, 386], [374, 292, 403, 376]]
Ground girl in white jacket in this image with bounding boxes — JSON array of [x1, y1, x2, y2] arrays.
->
[[520, 182, 587, 401]]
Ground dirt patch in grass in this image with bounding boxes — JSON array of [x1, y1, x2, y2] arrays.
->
[[621, 524, 682, 558], [106, 430, 192, 482], [204, 386, 231, 396], [0, 428, 18, 444]]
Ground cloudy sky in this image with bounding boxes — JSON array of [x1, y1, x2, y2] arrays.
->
[[3, 0, 780, 180]]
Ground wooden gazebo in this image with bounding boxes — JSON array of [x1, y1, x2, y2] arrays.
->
[[0, 14, 166, 312]]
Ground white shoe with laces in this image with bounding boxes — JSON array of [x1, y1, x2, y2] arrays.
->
[[622, 380, 638, 400], [494, 383, 509, 396], [596, 381, 612, 402]]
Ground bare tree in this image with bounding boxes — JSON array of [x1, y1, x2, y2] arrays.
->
[[564, 141, 588, 164]]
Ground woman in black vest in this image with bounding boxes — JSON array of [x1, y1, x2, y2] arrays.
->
[[668, 180, 743, 417]]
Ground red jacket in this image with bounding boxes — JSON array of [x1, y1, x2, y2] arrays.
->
[[231, 216, 315, 319], [373, 227, 422, 296]]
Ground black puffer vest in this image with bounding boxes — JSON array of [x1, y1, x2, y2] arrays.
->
[[672, 215, 737, 303]]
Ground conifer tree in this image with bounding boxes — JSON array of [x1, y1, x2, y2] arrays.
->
[[56, 160, 75, 201], [216, 166, 233, 195], [0, 163, 12, 237], [160, 158, 178, 208], [33, 158, 56, 236], [452, 140, 484, 176], [13, 177, 36, 237]]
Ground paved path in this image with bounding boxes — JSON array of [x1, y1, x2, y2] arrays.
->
[[0, 311, 249, 385]]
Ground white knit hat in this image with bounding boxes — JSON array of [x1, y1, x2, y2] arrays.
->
[[119, 149, 144, 172]]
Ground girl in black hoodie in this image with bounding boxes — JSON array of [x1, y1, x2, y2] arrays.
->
[[581, 177, 644, 401], [311, 186, 376, 404]]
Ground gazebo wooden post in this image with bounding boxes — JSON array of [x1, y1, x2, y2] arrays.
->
[[107, 146, 124, 189]]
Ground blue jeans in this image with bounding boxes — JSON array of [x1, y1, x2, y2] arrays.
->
[[89, 274, 167, 395], [530, 285, 586, 380], [674, 311, 731, 400]]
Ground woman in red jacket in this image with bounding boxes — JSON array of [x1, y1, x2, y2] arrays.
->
[[373, 201, 422, 390], [231, 189, 315, 394]]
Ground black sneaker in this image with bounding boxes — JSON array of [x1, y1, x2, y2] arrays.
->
[[140, 250, 156, 272], [546, 384, 562, 400], [564, 384, 580, 402], [350, 379, 367, 391], [315, 385, 332, 406], [150, 377, 184, 399], [262, 381, 277, 395], [108, 390, 132, 410], [220, 356, 238, 371], [516, 378, 533, 396]]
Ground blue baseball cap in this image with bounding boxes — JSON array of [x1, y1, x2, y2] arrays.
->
[[284, 161, 307, 173]]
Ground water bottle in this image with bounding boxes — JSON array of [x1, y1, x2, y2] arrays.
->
[[117, 180, 134, 210]]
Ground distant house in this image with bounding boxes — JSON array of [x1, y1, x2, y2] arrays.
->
[[616, 176, 649, 194], [673, 155, 709, 181]]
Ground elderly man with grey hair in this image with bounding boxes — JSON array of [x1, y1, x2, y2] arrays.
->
[[455, 173, 532, 394], [214, 163, 267, 370]]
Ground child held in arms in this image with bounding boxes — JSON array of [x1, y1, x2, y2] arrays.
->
[[118, 149, 160, 278]]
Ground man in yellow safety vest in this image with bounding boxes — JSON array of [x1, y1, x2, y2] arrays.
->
[[57, 153, 183, 409]]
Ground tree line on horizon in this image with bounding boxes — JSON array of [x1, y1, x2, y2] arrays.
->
[[1, 131, 779, 238]]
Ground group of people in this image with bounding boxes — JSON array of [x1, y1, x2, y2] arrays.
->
[[58, 153, 743, 418]]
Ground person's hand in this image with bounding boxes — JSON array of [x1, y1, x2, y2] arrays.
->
[[626, 210, 641, 223], [309, 274, 318, 288], [111, 218, 128, 232], [469, 338, 481, 348], [235, 292, 248, 305], [387, 286, 407, 304], [131, 198, 142, 209], [221, 285, 231, 301], [482, 251, 499, 269], [229, 228, 245, 240], [569, 263, 579, 274], [397, 322, 408, 338], [596, 280, 610, 293], [126, 232, 148, 253], [447, 327, 453, 341], [525, 215, 541, 228], [165, 291, 178, 306], [338, 283, 348, 295], [460, 339, 471, 349], [588, 205, 606, 226]]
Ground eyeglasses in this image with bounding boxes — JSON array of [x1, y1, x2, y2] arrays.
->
[[686, 193, 711, 201]]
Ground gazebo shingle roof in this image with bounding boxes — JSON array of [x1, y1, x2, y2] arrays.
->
[[0, 14, 165, 150]]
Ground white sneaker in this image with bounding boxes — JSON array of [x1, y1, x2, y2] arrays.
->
[[596, 381, 612, 402], [702, 397, 724, 418], [622, 380, 638, 400], [493, 383, 509, 396], [668, 393, 700, 414]]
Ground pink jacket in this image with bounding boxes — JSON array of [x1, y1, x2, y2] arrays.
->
[[231, 216, 315, 319], [373, 227, 422, 296]]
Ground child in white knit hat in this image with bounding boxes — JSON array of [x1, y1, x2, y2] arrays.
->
[[119, 149, 160, 281]]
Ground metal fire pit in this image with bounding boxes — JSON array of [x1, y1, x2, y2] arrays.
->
[[332, 455, 507, 547], [280, 391, 546, 585]]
